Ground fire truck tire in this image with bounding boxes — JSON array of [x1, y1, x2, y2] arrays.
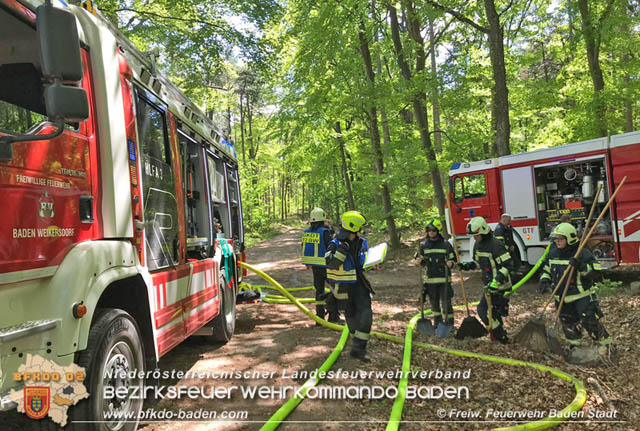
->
[[70, 308, 145, 431], [209, 271, 236, 343]]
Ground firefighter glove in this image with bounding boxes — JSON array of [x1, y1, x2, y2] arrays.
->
[[335, 242, 350, 261], [494, 272, 506, 284], [568, 257, 585, 271], [458, 262, 473, 271], [486, 279, 500, 294]]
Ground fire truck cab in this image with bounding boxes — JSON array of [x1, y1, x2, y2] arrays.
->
[[448, 133, 640, 266], [0, 1, 244, 427]]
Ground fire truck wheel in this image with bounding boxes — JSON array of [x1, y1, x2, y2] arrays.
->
[[209, 271, 237, 343], [71, 308, 145, 431]]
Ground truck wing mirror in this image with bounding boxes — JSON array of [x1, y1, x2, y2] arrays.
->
[[37, 2, 83, 82], [45, 83, 90, 123], [0, 2, 90, 153], [38, 3, 89, 123]]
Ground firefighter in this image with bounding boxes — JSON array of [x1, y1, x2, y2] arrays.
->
[[414, 219, 456, 329], [494, 213, 521, 274], [301, 207, 342, 324], [538, 223, 612, 349], [459, 216, 513, 344], [325, 211, 373, 362]]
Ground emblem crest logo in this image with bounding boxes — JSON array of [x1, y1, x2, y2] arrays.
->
[[38, 191, 55, 221], [24, 386, 50, 420]]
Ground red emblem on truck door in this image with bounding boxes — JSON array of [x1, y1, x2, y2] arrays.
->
[[38, 191, 55, 221]]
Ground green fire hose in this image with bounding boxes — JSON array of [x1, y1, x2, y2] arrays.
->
[[239, 242, 585, 431]]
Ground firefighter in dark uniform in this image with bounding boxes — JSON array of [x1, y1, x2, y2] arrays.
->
[[302, 207, 342, 324], [325, 211, 372, 362], [414, 219, 456, 328], [538, 223, 612, 349], [494, 213, 521, 274], [459, 216, 513, 344]]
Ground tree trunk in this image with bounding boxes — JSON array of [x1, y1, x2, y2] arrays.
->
[[484, 0, 511, 156], [577, 0, 608, 137], [388, 2, 446, 216], [334, 121, 356, 210], [428, 18, 442, 154], [624, 74, 633, 132], [358, 17, 400, 250], [239, 93, 246, 164]]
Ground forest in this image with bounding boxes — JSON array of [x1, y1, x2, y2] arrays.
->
[[99, 0, 639, 245]]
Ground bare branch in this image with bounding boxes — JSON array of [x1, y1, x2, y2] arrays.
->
[[422, 0, 489, 34], [506, 0, 534, 46], [111, 7, 228, 32], [498, 0, 515, 17]]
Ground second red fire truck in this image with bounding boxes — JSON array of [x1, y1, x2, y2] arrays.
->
[[447, 132, 640, 266]]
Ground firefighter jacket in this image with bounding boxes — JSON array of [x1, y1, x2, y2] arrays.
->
[[417, 235, 456, 285], [494, 222, 515, 250], [540, 244, 602, 303], [463, 233, 513, 291], [301, 224, 333, 267], [325, 234, 368, 284]]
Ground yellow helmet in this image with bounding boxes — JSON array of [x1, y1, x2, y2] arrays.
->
[[341, 211, 366, 233], [466, 216, 490, 235], [310, 207, 325, 223], [426, 218, 443, 232], [551, 223, 579, 245]]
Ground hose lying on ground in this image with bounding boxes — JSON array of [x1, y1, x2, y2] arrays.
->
[[239, 255, 585, 431]]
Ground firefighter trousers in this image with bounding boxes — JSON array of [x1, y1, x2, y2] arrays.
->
[[477, 292, 509, 340], [342, 281, 372, 355], [423, 283, 453, 324], [312, 266, 339, 320], [556, 295, 611, 346]]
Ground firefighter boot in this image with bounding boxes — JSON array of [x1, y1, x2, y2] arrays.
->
[[433, 315, 443, 329], [350, 337, 371, 363], [328, 312, 345, 324], [493, 325, 509, 345]]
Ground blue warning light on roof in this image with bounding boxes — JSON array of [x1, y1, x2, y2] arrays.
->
[[450, 162, 461, 170], [221, 139, 237, 158]]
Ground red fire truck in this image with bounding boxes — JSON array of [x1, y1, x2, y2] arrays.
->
[[447, 132, 640, 266], [0, 0, 244, 426]]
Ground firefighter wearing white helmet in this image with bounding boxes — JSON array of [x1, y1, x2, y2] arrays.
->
[[325, 211, 373, 362], [414, 219, 457, 329], [302, 207, 341, 323], [458, 216, 513, 343], [539, 223, 612, 350], [494, 213, 521, 274]]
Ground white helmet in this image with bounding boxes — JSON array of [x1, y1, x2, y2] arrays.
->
[[310, 207, 325, 223]]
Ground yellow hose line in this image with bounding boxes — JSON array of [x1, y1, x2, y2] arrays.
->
[[239, 262, 586, 431], [384, 308, 586, 431], [240, 262, 343, 331]]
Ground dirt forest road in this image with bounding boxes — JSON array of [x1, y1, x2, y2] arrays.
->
[[136, 228, 639, 431], [3, 228, 638, 430]]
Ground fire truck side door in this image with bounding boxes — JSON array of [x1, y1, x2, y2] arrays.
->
[[453, 172, 492, 227], [135, 87, 186, 355]]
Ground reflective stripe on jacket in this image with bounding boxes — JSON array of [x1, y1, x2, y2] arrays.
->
[[494, 222, 515, 249], [326, 237, 368, 284], [540, 245, 602, 303], [302, 227, 329, 266], [471, 234, 512, 291], [418, 236, 456, 285]]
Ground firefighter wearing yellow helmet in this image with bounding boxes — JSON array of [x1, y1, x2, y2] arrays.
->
[[458, 216, 513, 343], [325, 210, 373, 362], [301, 207, 342, 324], [539, 223, 612, 351], [414, 219, 457, 330]]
